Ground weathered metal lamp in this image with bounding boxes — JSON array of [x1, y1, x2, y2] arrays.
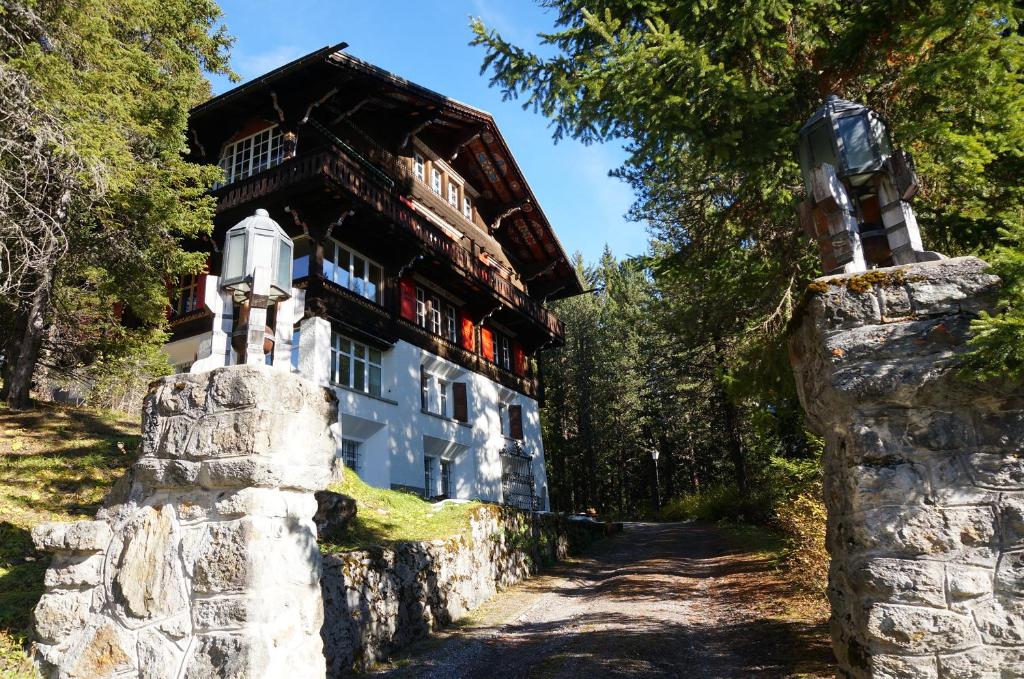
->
[[797, 95, 939, 275], [221, 208, 293, 364]]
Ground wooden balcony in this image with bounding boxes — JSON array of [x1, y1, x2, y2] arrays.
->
[[211, 147, 565, 342]]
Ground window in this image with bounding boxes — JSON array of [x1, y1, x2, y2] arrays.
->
[[439, 381, 449, 419], [428, 294, 442, 335], [292, 237, 311, 280], [290, 327, 300, 370], [420, 367, 430, 411], [416, 288, 427, 327], [413, 152, 425, 181], [441, 460, 452, 498], [444, 304, 457, 344], [341, 439, 360, 471], [431, 168, 442, 195], [324, 241, 383, 304], [424, 456, 435, 498], [498, 403, 508, 436], [330, 332, 382, 398], [216, 126, 283, 187], [463, 196, 472, 221], [170, 276, 201, 318], [448, 181, 460, 208], [499, 335, 511, 371]]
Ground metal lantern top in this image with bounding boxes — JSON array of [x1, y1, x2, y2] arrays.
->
[[798, 95, 894, 197], [220, 208, 293, 303]]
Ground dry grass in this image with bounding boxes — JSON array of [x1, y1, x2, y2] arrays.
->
[[0, 402, 138, 678]]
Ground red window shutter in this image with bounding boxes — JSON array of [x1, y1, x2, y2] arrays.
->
[[459, 312, 476, 352], [509, 404, 523, 440], [399, 277, 417, 321], [512, 342, 526, 377], [480, 326, 495, 362], [452, 382, 468, 422]]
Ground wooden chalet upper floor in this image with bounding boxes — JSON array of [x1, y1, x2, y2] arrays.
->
[[186, 44, 580, 348]]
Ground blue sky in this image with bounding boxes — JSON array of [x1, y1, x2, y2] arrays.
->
[[208, 0, 649, 265]]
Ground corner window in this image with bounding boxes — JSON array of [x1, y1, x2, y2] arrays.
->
[[324, 241, 383, 304], [431, 168, 442, 195], [448, 181, 460, 208], [216, 125, 283, 187], [170, 275, 201, 318], [330, 332, 383, 398], [413, 152, 425, 181]]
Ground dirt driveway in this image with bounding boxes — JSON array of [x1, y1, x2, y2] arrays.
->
[[373, 522, 833, 679]]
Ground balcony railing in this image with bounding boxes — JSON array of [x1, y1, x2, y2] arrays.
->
[[211, 147, 564, 340]]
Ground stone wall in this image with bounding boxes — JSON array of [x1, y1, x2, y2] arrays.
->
[[30, 366, 337, 679], [321, 507, 612, 675], [789, 257, 1024, 678]]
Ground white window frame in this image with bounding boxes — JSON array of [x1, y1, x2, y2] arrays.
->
[[416, 288, 427, 328], [424, 456, 436, 498], [499, 335, 511, 371], [330, 332, 383, 398], [216, 125, 283, 187], [439, 380, 449, 418], [498, 403, 508, 436], [413, 152, 425, 181], [431, 168, 442, 195], [325, 240, 383, 304], [428, 294, 442, 335], [447, 180, 460, 208], [440, 459, 452, 497], [463, 196, 472, 221]]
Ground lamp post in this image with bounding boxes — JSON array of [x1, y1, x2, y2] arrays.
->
[[220, 209, 293, 365], [796, 95, 941, 275], [650, 447, 661, 513]]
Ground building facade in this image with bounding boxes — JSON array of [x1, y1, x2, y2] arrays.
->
[[164, 45, 581, 510]]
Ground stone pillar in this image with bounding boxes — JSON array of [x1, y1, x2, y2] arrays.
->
[[31, 366, 338, 679], [299, 315, 332, 387], [789, 257, 1024, 678]]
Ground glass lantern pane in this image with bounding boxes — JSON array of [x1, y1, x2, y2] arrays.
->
[[808, 122, 836, 169], [276, 240, 292, 291], [870, 114, 893, 159], [224, 232, 245, 281], [837, 114, 875, 173]]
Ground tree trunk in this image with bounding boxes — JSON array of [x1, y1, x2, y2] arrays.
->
[[6, 268, 53, 409], [720, 388, 748, 494]]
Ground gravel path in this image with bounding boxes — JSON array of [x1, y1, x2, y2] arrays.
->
[[373, 522, 832, 679]]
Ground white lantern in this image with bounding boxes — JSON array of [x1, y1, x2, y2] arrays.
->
[[220, 208, 293, 302]]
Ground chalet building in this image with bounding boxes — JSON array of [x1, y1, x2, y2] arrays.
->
[[164, 44, 581, 510]]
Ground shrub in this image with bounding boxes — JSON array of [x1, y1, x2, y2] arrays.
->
[[774, 485, 829, 595]]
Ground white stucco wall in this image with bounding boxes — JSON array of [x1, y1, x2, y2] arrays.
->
[[164, 276, 549, 510]]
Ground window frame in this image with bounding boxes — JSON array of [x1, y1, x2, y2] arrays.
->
[[324, 239, 383, 305], [463, 196, 472, 221], [447, 180, 460, 208], [330, 331, 383, 398], [341, 439, 360, 472], [170, 275, 201, 319], [216, 125, 284, 187], [413, 152, 425, 181], [430, 167, 442, 195]]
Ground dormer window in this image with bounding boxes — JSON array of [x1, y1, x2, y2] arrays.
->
[[216, 125, 283, 187], [413, 152, 425, 181], [431, 168, 442, 195], [448, 181, 460, 208], [463, 196, 472, 221]]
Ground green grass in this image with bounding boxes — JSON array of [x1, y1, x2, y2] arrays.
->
[[0, 402, 138, 678], [321, 471, 482, 552]]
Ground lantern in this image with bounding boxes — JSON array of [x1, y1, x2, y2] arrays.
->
[[221, 209, 292, 365], [798, 95, 895, 196], [220, 208, 293, 303]]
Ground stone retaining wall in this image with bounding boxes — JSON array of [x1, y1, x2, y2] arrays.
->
[[321, 508, 611, 675], [789, 257, 1024, 678]]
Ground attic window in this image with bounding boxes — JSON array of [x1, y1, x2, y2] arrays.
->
[[447, 181, 460, 208], [413, 152, 425, 181], [216, 125, 283, 187]]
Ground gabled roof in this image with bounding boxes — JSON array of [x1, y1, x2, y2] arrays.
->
[[191, 44, 583, 300]]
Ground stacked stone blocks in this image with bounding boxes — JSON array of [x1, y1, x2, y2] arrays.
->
[[790, 257, 1024, 678], [31, 366, 338, 679]]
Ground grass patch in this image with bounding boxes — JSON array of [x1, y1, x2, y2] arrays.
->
[[0, 401, 138, 678], [321, 471, 482, 552]]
